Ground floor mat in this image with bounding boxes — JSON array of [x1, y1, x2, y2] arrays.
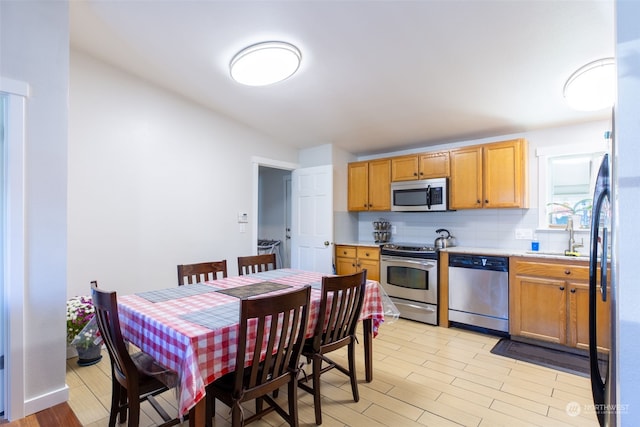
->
[[490, 338, 607, 378]]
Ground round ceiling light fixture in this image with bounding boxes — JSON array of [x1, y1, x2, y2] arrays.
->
[[230, 41, 301, 86], [563, 58, 616, 111]]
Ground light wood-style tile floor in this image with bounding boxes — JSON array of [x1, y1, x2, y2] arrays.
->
[[66, 319, 600, 426]]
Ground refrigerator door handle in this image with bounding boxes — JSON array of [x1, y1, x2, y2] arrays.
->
[[600, 228, 608, 302]]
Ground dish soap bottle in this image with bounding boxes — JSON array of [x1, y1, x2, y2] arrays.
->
[[531, 234, 539, 252]]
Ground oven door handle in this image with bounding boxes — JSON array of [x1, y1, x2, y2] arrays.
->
[[381, 257, 437, 268]]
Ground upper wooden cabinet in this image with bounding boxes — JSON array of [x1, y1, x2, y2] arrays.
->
[[348, 159, 391, 211], [450, 139, 528, 209], [391, 151, 450, 181]]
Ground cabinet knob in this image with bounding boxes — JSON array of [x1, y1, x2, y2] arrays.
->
[[368, 204, 372, 207], [414, 172, 418, 176], [477, 199, 481, 204], [564, 269, 571, 275], [352, 263, 356, 267], [343, 251, 347, 255], [559, 286, 565, 291], [570, 288, 576, 293], [485, 199, 489, 204]]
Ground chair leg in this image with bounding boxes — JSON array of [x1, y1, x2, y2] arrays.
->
[[127, 389, 140, 427], [118, 385, 128, 424], [348, 341, 359, 402], [288, 377, 299, 427], [231, 402, 243, 427], [108, 381, 120, 427], [312, 354, 323, 425], [256, 396, 264, 417]]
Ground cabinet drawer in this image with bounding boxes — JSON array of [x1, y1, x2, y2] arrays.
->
[[357, 246, 380, 260], [336, 246, 357, 258], [513, 259, 589, 280]]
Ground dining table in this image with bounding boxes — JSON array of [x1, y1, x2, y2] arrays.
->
[[117, 268, 385, 427]]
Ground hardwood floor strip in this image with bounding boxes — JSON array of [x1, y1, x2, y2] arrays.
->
[[0, 403, 82, 427]]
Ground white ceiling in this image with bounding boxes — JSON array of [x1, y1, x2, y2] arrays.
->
[[70, 0, 615, 156]]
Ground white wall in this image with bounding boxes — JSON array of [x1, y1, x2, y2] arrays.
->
[[68, 51, 299, 296], [353, 120, 610, 254], [0, 0, 69, 419]]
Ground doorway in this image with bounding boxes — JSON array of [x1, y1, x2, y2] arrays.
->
[[257, 166, 292, 268]]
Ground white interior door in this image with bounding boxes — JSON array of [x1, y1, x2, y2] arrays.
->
[[291, 165, 333, 274]]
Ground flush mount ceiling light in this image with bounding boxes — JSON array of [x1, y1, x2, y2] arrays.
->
[[230, 41, 301, 86], [563, 58, 616, 111]]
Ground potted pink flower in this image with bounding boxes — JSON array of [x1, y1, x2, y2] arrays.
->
[[66, 296, 103, 366]]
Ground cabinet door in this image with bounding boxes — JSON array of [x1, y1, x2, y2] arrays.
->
[[419, 151, 450, 178], [368, 159, 391, 210], [336, 257, 358, 275], [391, 155, 419, 181], [568, 283, 611, 352], [357, 246, 380, 282], [348, 162, 369, 211], [511, 275, 567, 344], [449, 146, 483, 209], [358, 258, 380, 282], [483, 139, 527, 208]]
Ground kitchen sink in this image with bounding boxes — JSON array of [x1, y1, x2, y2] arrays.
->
[[525, 250, 588, 259]]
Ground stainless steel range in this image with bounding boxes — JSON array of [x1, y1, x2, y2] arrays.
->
[[380, 243, 438, 325]]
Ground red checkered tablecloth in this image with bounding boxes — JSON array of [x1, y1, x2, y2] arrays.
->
[[118, 269, 384, 416]]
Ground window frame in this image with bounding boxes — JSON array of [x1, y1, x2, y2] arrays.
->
[[537, 142, 608, 230]]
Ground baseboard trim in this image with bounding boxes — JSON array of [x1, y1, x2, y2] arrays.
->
[[24, 385, 69, 417]]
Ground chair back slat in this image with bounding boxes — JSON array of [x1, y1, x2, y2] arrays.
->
[[237, 253, 276, 276], [235, 286, 310, 395], [177, 260, 228, 285]]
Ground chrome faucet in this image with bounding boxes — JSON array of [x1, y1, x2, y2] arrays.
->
[[566, 217, 584, 255]]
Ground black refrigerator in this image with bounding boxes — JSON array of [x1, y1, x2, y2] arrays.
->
[[589, 152, 615, 426]]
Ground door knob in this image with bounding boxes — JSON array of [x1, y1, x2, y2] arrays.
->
[[324, 241, 330, 246]]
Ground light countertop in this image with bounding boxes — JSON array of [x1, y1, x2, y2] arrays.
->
[[440, 246, 590, 262]]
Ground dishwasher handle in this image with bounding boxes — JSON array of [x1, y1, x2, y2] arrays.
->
[[449, 254, 509, 272]]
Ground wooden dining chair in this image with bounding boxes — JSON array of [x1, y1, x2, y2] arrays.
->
[[91, 283, 183, 427], [298, 270, 367, 425], [177, 260, 228, 285], [206, 285, 311, 427], [237, 253, 276, 276]]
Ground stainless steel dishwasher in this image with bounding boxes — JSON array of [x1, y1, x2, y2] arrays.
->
[[448, 254, 509, 333]]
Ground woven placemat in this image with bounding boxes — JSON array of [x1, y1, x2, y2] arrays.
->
[[216, 282, 292, 299], [136, 283, 220, 303], [180, 302, 239, 330], [244, 270, 298, 280]]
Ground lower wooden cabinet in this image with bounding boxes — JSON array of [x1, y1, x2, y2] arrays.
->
[[335, 245, 380, 282], [510, 257, 610, 352]]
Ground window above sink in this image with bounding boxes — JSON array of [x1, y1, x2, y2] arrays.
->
[[537, 140, 608, 230]]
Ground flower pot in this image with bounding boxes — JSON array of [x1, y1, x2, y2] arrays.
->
[[76, 344, 102, 367]]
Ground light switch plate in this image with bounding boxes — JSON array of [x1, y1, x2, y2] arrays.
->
[[237, 212, 248, 223]]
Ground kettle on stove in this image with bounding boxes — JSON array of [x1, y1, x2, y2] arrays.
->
[[434, 228, 455, 249]]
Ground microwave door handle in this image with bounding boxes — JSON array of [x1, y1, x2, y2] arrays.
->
[[426, 185, 432, 209]]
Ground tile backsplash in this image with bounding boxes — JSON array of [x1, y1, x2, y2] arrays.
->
[[357, 209, 591, 255]]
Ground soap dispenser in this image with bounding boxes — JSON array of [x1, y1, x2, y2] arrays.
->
[[531, 234, 539, 252]]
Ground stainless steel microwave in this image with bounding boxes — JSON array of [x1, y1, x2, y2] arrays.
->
[[391, 178, 448, 211]]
